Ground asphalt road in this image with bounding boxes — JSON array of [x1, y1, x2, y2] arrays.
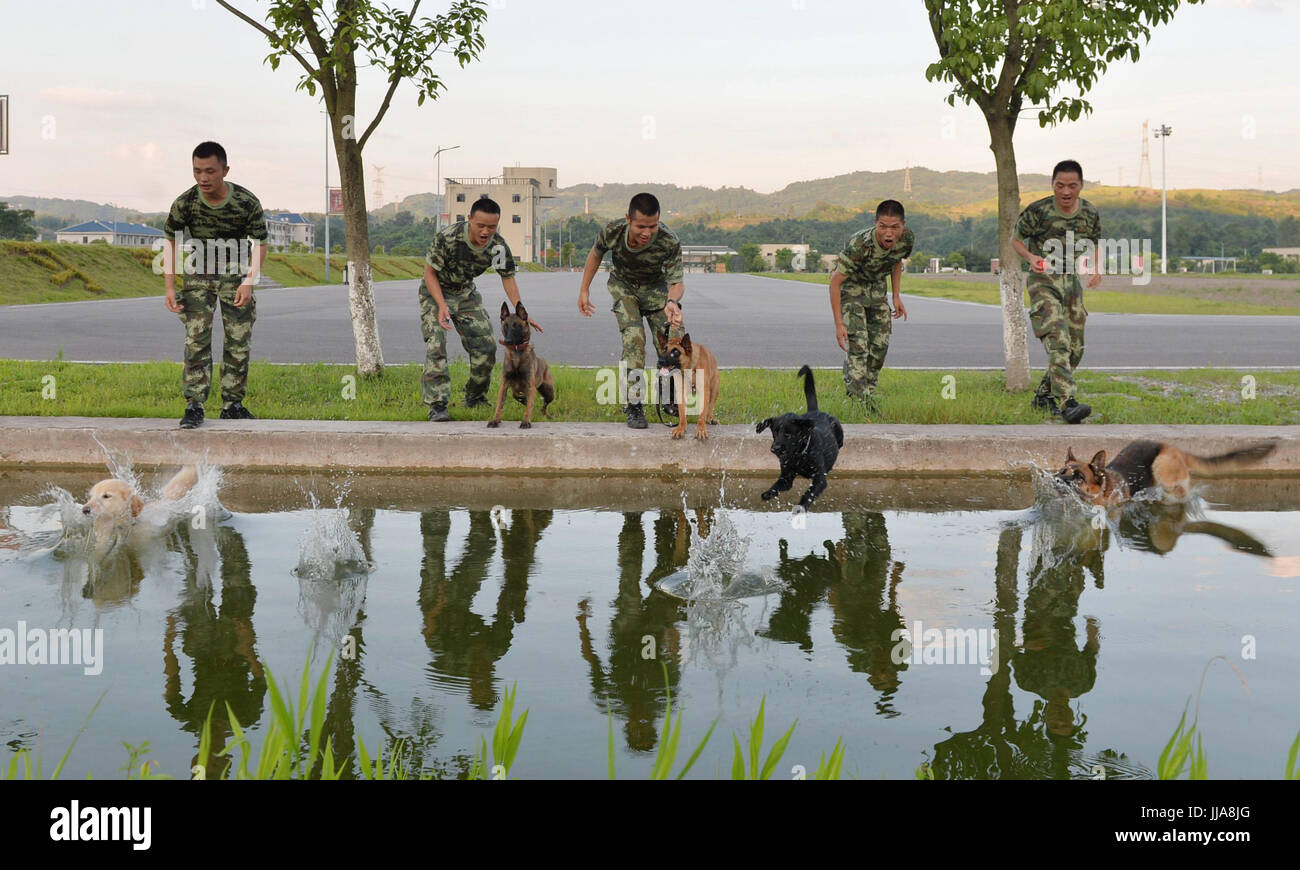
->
[[2, 273, 1297, 369]]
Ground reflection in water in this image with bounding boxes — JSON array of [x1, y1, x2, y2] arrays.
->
[[163, 523, 266, 776], [418, 509, 547, 711], [763, 513, 907, 716], [577, 512, 687, 752]]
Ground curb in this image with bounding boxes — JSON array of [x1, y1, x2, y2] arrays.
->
[[2, 416, 1298, 476]]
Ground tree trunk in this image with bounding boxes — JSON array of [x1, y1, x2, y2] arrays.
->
[[335, 126, 384, 377], [987, 114, 1031, 392]]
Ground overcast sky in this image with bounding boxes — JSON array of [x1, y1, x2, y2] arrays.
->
[[1, 0, 1295, 213]]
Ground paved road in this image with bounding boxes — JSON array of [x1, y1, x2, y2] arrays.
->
[[2, 273, 1297, 368]]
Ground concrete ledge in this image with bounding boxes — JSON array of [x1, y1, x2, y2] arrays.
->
[[2, 416, 1299, 477]]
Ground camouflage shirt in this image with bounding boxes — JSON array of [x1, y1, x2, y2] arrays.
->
[[591, 219, 684, 289], [423, 220, 516, 292], [164, 183, 268, 242], [835, 227, 914, 297], [1015, 196, 1102, 265]]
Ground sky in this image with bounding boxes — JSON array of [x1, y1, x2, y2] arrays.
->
[[1, 0, 1296, 213]]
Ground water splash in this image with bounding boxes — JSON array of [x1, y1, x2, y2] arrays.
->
[[294, 491, 370, 648]]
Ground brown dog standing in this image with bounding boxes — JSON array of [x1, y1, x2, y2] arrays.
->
[[656, 329, 719, 440], [489, 301, 555, 429]]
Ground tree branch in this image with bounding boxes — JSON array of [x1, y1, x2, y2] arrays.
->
[[926, 2, 989, 109], [215, 1, 317, 83], [358, 0, 424, 151]]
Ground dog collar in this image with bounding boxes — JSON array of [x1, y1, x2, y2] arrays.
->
[[499, 340, 530, 350]]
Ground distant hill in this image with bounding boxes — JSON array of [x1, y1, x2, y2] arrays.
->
[[0, 195, 155, 224]]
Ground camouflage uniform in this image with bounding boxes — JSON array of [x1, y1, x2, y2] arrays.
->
[[591, 219, 685, 376], [835, 227, 914, 398], [419, 221, 516, 408], [164, 183, 267, 408], [1015, 196, 1102, 403]]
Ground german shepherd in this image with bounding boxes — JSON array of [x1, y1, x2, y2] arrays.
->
[[656, 328, 720, 440], [1056, 440, 1277, 504], [488, 301, 555, 429], [756, 365, 844, 508]]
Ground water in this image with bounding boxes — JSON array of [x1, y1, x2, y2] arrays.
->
[[1, 470, 1297, 779]]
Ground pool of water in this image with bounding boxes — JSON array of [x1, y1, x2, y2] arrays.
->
[[2, 469, 1297, 779]]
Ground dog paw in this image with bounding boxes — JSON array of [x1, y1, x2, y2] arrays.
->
[[671, 428, 685, 440], [761, 489, 776, 501], [695, 429, 708, 441], [520, 421, 532, 429], [487, 420, 500, 428]]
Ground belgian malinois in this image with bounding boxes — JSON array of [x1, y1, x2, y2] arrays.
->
[[1056, 440, 1278, 504], [656, 328, 720, 440], [488, 301, 555, 429]]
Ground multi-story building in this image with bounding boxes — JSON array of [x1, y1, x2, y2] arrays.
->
[[443, 167, 557, 263], [758, 242, 812, 271], [265, 212, 315, 250]]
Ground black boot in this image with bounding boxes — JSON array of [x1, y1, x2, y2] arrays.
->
[[220, 401, 255, 420], [626, 403, 648, 429], [179, 402, 204, 429], [1059, 397, 1091, 424], [428, 403, 451, 422]]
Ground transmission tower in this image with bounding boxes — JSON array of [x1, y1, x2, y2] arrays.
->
[[1137, 121, 1153, 189], [903, 164, 912, 194], [372, 164, 385, 208]]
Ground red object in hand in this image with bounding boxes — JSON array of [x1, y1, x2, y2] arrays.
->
[[1034, 258, 1047, 272]]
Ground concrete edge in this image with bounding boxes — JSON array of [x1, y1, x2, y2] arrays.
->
[[2, 416, 1299, 477]]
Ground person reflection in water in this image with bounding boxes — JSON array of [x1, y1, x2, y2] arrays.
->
[[418, 509, 549, 711], [576, 511, 689, 752], [763, 512, 907, 716], [163, 523, 266, 776]]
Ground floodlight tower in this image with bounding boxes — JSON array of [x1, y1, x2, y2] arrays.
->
[[1154, 124, 1172, 273]]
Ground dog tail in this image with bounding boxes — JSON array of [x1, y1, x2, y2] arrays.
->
[[797, 365, 818, 413], [1183, 441, 1278, 474], [161, 465, 199, 501]]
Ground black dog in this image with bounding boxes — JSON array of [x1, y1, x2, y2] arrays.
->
[[756, 365, 844, 507]]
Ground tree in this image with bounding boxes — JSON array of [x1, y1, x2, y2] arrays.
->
[[392, 210, 415, 227], [945, 250, 967, 269], [739, 242, 765, 272], [774, 247, 796, 271], [218, 0, 489, 377], [924, 0, 1203, 390], [0, 202, 36, 240]]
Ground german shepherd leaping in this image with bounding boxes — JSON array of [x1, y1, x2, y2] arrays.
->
[[1056, 440, 1278, 505]]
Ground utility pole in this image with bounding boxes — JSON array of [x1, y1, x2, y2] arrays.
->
[[322, 109, 330, 281], [1155, 124, 1172, 274], [433, 145, 460, 233]]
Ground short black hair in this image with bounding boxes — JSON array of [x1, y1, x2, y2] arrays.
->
[[628, 192, 660, 219], [470, 197, 500, 217], [1052, 160, 1084, 182], [192, 141, 227, 166], [875, 199, 905, 222]]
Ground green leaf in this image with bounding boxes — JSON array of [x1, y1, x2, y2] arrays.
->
[[1285, 730, 1300, 780], [760, 719, 798, 781], [675, 719, 718, 781], [731, 736, 745, 780]]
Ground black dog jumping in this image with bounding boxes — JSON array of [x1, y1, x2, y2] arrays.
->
[[756, 365, 844, 507]]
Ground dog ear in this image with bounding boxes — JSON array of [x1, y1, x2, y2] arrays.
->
[[130, 494, 145, 517], [515, 301, 528, 320], [756, 418, 772, 433], [1066, 447, 1077, 462], [500, 301, 511, 319], [680, 334, 692, 354], [1089, 450, 1107, 476]]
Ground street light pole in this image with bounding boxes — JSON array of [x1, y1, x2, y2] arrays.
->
[[1155, 124, 1172, 274], [322, 109, 330, 281], [433, 145, 460, 232]]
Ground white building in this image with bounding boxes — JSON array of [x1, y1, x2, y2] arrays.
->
[[758, 243, 811, 271], [266, 212, 315, 250], [56, 220, 163, 247]]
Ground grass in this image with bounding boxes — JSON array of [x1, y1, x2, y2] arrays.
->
[[758, 271, 1300, 316], [0, 241, 427, 305], [1, 359, 1297, 424]]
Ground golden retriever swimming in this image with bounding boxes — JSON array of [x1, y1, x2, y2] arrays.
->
[[81, 465, 199, 532]]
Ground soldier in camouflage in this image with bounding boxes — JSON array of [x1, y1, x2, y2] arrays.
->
[[577, 192, 685, 429], [1013, 159, 1102, 425], [830, 200, 913, 410], [162, 141, 268, 429], [420, 197, 541, 422]]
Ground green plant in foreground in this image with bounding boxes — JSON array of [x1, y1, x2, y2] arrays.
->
[[1284, 730, 1300, 781], [731, 696, 797, 780], [2, 690, 106, 780], [1158, 704, 1209, 781], [467, 682, 529, 780]]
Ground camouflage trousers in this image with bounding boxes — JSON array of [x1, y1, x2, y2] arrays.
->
[[1027, 277, 1086, 402], [841, 296, 892, 399], [177, 277, 256, 407], [419, 282, 496, 408], [608, 280, 684, 377]]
